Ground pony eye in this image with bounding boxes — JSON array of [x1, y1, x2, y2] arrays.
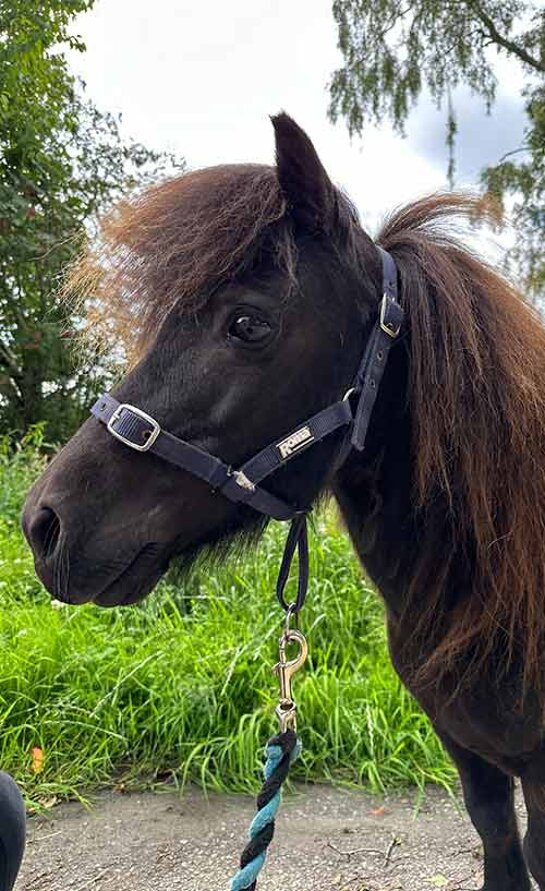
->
[[228, 314, 272, 344]]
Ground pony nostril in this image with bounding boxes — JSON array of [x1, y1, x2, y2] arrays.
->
[[28, 507, 62, 562]]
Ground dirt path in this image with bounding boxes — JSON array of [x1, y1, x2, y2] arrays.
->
[[17, 784, 533, 891]]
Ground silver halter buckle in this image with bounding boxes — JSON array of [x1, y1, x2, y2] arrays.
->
[[107, 403, 161, 452]]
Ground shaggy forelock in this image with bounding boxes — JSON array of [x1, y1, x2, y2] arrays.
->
[[65, 164, 297, 362]]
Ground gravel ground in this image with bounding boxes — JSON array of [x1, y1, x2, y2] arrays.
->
[[17, 783, 534, 891]]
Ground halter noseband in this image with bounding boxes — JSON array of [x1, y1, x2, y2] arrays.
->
[[90, 247, 403, 612]]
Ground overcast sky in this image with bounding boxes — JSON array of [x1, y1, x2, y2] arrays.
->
[[69, 0, 527, 235]]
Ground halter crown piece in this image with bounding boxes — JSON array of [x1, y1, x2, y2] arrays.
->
[[91, 246, 403, 890]]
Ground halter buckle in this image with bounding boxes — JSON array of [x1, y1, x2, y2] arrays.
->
[[107, 403, 161, 452], [380, 294, 402, 338]]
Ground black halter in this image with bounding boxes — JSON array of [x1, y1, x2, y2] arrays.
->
[[91, 247, 403, 614]]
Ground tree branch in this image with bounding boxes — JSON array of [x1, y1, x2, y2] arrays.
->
[[0, 341, 22, 381], [467, 0, 545, 73], [497, 145, 530, 164], [376, 3, 413, 43]]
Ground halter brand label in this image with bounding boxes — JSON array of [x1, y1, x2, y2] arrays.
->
[[277, 426, 314, 459]]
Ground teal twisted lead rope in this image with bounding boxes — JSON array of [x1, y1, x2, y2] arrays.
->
[[230, 728, 301, 891]]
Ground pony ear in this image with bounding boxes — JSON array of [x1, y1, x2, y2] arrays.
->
[[271, 113, 336, 231]]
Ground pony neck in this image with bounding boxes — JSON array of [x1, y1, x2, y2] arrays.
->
[[332, 340, 417, 615]]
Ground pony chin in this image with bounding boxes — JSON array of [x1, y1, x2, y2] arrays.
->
[[91, 545, 171, 607], [55, 509, 266, 608], [33, 541, 172, 608]]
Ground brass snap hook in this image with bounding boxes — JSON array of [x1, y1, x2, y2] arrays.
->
[[272, 627, 308, 733]]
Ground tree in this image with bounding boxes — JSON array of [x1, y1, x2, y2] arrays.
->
[[0, 1, 180, 441], [328, 1, 545, 296]]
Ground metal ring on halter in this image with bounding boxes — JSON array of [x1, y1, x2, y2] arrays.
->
[[284, 602, 299, 633]]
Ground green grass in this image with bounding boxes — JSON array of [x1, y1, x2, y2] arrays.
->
[[0, 433, 455, 808]]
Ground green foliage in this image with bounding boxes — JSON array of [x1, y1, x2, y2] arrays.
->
[[329, 0, 545, 297], [0, 1, 181, 441], [0, 443, 454, 806], [483, 84, 545, 294]]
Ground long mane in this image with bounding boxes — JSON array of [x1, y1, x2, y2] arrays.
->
[[379, 194, 545, 695]]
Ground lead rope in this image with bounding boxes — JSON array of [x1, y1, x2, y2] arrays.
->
[[229, 515, 310, 891]]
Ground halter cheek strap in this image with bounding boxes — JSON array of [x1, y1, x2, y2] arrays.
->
[[90, 246, 404, 611], [351, 247, 402, 450]]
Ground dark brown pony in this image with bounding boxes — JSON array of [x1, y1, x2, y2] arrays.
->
[[22, 114, 545, 891]]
